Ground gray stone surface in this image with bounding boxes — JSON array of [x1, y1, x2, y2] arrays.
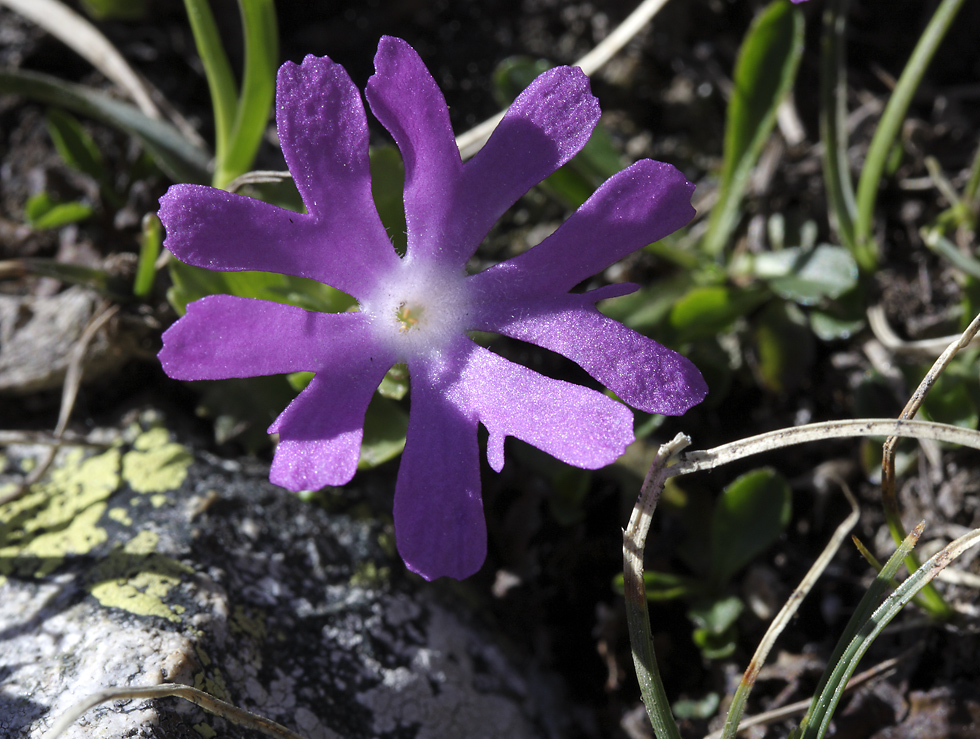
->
[[0, 412, 556, 738], [0, 286, 141, 395]]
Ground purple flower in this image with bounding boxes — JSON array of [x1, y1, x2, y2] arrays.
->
[[158, 37, 707, 581]]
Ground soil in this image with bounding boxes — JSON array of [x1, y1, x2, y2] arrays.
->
[[1, 1, 979, 738]]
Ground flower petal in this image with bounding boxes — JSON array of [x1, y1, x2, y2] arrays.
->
[[458, 66, 600, 248], [160, 296, 377, 380], [470, 159, 696, 296], [454, 340, 636, 472], [158, 184, 395, 300], [394, 350, 485, 581], [365, 37, 464, 265], [476, 292, 708, 415], [276, 56, 399, 289], [269, 342, 396, 492]]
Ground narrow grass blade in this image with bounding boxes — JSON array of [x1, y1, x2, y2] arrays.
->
[[0, 0, 159, 117], [798, 526, 980, 739], [818, 0, 859, 261], [624, 435, 691, 739], [702, 0, 804, 257], [183, 0, 239, 180], [0, 68, 210, 183], [719, 483, 859, 739], [852, 0, 967, 263], [218, 0, 279, 188], [135, 213, 162, 298]]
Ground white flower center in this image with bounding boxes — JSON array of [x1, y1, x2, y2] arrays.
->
[[361, 261, 469, 359]]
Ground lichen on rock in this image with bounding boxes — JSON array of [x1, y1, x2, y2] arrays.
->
[[0, 411, 564, 738]]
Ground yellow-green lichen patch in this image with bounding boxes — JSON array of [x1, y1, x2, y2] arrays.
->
[[349, 561, 390, 588], [87, 530, 193, 623], [0, 448, 121, 579], [121, 428, 193, 494], [231, 604, 267, 642], [150, 494, 169, 509], [194, 722, 218, 739], [194, 666, 230, 701], [108, 507, 132, 526]]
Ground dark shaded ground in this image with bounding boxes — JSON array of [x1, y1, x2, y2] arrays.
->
[[1, 1, 979, 737]]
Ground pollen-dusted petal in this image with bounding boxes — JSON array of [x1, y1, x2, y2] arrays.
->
[[160, 295, 374, 380], [458, 66, 600, 252], [443, 338, 634, 472], [471, 159, 696, 296], [477, 292, 708, 416], [394, 352, 485, 581], [159, 184, 392, 300], [365, 37, 463, 264], [269, 345, 396, 492]]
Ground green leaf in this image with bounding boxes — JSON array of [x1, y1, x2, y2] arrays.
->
[[690, 597, 744, 659], [377, 364, 409, 400], [611, 570, 704, 602], [809, 311, 863, 341], [24, 192, 93, 229], [600, 274, 695, 334], [547, 467, 592, 526], [922, 226, 980, 280], [689, 596, 744, 633], [542, 128, 624, 208], [492, 56, 552, 107], [710, 467, 791, 584], [9, 256, 130, 300], [286, 371, 314, 392], [753, 301, 814, 394], [167, 260, 355, 315], [809, 281, 866, 341], [702, 0, 804, 256], [669, 285, 768, 340], [134, 213, 162, 298], [920, 371, 979, 431], [0, 68, 210, 183], [370, 145, 408, 256], [754, 244, 859, 305], [45, 108, 107, 183], [358, 395, 408, 470], [492, 56, 623, 208], [672, 693, 720, 721], [197, 375, 297, 451], [81, 0, 148, 19]]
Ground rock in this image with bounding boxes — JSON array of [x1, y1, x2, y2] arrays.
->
[[0, 286, 142, 395], [0, 412, 556, 738]]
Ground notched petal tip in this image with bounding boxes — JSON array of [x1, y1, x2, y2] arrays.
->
[[269, 434, 361, 492], [509, 65, 600, 166]]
